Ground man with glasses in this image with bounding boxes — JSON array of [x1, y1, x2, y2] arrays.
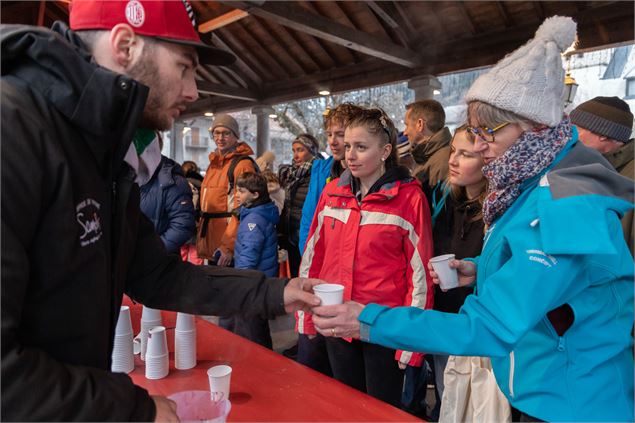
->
[[197, 114, 257, 266]]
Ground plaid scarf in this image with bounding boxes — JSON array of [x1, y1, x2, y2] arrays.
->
[[482, 118, 571, 226]]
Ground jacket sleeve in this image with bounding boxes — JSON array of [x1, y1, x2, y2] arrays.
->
[[359, 226, 590, 358], [126, 210, 288, 320], [395, 192, 435, 367], [0, 92, 155, 421], [299, 160, 326, 254], [159, 173, 195, 254], [234, 215, 266, 270], [220, 159, 256, 254], [295, 189, 329, 335]]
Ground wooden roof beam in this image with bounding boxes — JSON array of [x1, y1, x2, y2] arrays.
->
[[198, 10, 249, 33], [495, 1, 514, 28], [196, 81, 259, 102], [366, 1, 412, 47], [220, 1, 422, 68]]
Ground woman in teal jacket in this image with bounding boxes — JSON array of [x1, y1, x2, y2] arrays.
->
[[311, 17, 634, 422]]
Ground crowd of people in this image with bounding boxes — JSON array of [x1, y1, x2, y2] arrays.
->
[[1, 2, 633, 422]]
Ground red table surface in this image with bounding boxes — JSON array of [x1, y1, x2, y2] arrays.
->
[[123, 297, 422, 422]]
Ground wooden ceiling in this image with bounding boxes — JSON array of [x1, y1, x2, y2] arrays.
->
[[2, 1, 633, 118]]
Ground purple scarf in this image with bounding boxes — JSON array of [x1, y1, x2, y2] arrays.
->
[[482, 118, 572, 226]]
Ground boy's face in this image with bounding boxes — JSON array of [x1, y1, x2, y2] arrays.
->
[[236, 186, 259, 206]]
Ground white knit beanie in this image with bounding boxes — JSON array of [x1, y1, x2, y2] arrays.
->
[[465, 16, 577, 127]]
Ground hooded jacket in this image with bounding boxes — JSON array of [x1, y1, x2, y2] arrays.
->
[[197, 142, 256, 259], [604, 140, 634, 256], [299, 167, 434, 367], [235, 201, 280, 277], [412, 127, 452, 204], [140, 156, 195, 254], [299, 156, 334, 253], [359, 138, 634, 422], [1, 24, 287, 421]]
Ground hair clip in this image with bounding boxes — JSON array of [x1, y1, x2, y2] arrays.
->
[[378, 114, 391, 136]]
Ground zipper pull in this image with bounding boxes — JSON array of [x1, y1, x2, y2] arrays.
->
[[557, 337, 565, 351]]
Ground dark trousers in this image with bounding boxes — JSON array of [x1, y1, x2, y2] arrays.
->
[[297, 333, 332, 376], [325, 337, 404, 408], [234, 316, 272, 349]]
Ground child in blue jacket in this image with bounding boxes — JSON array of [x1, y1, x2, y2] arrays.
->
[[232, 172, 280, 348]]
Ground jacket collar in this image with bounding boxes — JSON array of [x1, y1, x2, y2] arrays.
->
[[209, 142, 254, 166], [603, 140, 633, 175], [335, 166, 413, 201], [412, 127, 452, 164]]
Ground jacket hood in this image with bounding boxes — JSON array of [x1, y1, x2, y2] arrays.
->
[[240, 201, 280, 225], [209, 142, 255, 165], [1, 23, 148, 171], [411, 127, 452, 164], [603, 140, 633, 176], [156, 156, 185, 188]]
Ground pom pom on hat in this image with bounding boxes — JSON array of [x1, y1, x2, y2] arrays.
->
[[465, 16, 577, 127]]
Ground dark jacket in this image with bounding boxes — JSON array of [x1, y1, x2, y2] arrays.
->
[[604, 140, 634, 256], [140, 156, 195, 254], [1, 23, 287, 422], [431, 193, 483, 313], [235, 201, 280, 277], [279, 161, 314, 248], [412, 127, 452, 205]]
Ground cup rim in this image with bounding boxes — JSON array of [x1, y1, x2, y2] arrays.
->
[[313, 283, 345, 293], [207, 364, 232, 378], [430, 253, 456, 263]]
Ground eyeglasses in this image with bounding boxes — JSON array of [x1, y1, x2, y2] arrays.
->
[[466, 122, 510, 143], [211, 130, 233, 139]]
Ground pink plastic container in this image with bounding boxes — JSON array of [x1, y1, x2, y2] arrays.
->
[[168, 390, 231, 423]]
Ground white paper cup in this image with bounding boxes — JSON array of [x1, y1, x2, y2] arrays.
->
[[176, 313, 196, 331], [313, 284, 345, 306], [115, 306, 133, 336], [430, 254, 459, 290], [175, 330, 197, 370], [208, 365, 232, 402], [146, 326, 168, 357], [111, 333, 134, 373], [140, 319, 162, 361], [145, 353, 169, 380], [141, 306, 162, 322]]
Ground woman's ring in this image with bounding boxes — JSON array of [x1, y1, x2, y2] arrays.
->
[[331, 328, 336, 337]]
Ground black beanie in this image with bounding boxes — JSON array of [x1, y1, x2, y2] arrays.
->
[[570, 96, 633, 143]]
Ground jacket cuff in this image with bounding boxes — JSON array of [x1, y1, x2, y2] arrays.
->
[[265, 277, 288, 318], [129, 385, 156, 422], [358, 303, 389, 342]]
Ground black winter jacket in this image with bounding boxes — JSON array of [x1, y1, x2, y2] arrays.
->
[[1, 23, 287, 421]]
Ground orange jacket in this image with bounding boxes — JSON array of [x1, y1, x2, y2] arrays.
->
[[196, 143, 256, 259]]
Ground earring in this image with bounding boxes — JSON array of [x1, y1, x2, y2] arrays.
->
[[381, 157, 386, 162]]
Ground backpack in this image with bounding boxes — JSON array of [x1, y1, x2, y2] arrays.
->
[[226, 155, 260, 194]]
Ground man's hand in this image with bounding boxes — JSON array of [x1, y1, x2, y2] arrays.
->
[[152, 396, 179, 422], [312, 301, 365, 339], [428, 259, 476, 291], [283, 278, 323, 313]]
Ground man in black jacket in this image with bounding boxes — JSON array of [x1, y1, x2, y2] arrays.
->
[[0, 1, 321, 421]]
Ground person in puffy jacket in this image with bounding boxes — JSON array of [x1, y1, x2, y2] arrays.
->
[[232, 172, 280, 348], [140, 154, 195, 254], [312, 17, 634, 423], [299, 108, 434, 407]]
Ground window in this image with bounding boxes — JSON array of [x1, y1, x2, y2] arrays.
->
[[626, 78, 635, 99]]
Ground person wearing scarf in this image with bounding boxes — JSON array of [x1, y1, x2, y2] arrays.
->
[[278, 134, 321, 277], [311, 16, 634, 422]]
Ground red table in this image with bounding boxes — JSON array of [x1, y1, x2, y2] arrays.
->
[[124, 298, 421, 421]]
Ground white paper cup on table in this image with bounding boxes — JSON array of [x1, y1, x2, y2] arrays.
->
[[176, 312, 195, 331], [140, 306, 162, 361], [111, 306, 134, 373], [141, 306, 162, 322], [175, 313, 197, 370], [430, 254, 460, 290], [145, 326, 169, 379], [208, 365, 232, 402], [313, 283, 345, 306]]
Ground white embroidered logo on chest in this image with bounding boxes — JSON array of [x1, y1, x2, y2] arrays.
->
[[248, 223, 257, 231], [76, 198, 103, 247]]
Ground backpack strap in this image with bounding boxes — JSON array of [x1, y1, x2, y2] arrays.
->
[[227, 155, 260, 194]]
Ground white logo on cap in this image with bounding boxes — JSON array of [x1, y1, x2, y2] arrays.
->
[[125, 0, 145, 28]]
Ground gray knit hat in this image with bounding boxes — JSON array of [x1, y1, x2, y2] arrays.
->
[[211, 114, 240, 138], [570, 96, 633, 143], [293, 133, 320, 157], [465, 16, 577, 127]]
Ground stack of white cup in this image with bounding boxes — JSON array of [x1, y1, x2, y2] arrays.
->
[[175, 312, 197, 370], [111, 306, 135, 373], [145, 326, 169, 379], [140, 306, 163, 361]]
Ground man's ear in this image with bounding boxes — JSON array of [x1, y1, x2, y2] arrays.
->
[[253, 191, 260, 199], [108, 23, 144, 71], [416, 118, 426, 133]]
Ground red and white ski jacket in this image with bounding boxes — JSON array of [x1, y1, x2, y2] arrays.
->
[[297, 169, 434, 367]]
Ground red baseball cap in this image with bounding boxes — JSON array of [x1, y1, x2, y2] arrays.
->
[[69, 0, 235, 66]]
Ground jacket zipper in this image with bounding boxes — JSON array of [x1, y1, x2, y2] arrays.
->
[[508, 350, 515, 398]]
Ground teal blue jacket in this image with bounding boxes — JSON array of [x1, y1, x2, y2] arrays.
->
[[359, 137, 634, 421]]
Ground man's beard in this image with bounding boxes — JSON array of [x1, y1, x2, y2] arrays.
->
[[128, 52, 174, 131]]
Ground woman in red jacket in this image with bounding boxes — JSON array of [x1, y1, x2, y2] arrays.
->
[[299, 108, 434, 407]]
